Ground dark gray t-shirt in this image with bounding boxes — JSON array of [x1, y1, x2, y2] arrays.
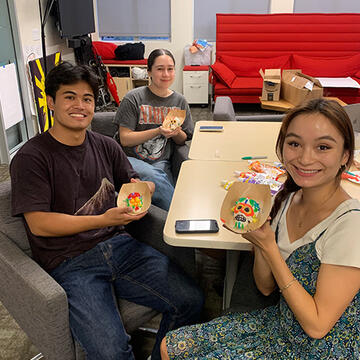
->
[[10, 130, 138, 272], [114, 86, 193, 163]]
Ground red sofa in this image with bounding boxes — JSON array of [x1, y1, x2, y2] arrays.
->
[[211, 13, 360, 104]]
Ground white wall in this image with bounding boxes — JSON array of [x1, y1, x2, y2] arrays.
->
[[270, 0, 294, 13]]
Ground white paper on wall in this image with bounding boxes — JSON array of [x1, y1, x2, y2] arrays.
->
[[0, 63, 24, 129]]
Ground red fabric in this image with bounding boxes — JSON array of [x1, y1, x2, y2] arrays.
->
[[106, 73, 120, 105], [213, 13, 360, 103], [323, 86, 360, 98], [214, 77, 262, 95], [92, 41, 117, 60], [102, 59, 148, 65], [183, 65, 209, 71], [214, 76, 360, 104], [216, 13, 360, 59], [210, 62, 236, 87], [292, 54, 360, 77], [218, 55, 291, 77]]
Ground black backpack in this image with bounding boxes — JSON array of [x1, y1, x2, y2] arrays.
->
[[114, 42, 145, 60]]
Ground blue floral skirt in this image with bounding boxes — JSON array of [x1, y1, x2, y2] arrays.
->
[[166, 242, 360, 359]]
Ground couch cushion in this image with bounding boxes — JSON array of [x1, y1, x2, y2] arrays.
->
[[0, 181, 31, 255], [92, 41, 117, 60], [354, 70, 360, 79], [119, 298, 158, 333], [214, 77, 263, 96], [292, 54, 360, 77], [91, 112, 118, 138], [211, 61, 236, 87], [219, 55, 291, 77]]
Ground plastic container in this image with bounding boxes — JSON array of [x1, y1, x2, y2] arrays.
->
[[184, 45, 212, 66]]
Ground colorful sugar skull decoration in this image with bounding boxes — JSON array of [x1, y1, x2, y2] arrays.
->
[[163, 109, 185, 130], [231, 197, 260, 230], [168, 116, 181, 130], [125, 192, 143, 212]]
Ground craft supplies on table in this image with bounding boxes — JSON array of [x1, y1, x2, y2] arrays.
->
[[241, 156, 267, 160], [199, 125, 224, 132], [342, 171, 360, 184], [221, 161, 285, 196]]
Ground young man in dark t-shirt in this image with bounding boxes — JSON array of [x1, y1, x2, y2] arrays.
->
[[10, 62, 203, 360]]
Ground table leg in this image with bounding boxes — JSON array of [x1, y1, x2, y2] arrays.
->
[[223, 250, 241, 310]]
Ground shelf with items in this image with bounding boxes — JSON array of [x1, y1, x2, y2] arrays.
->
[[183, 65, 209, 105], [105, 61, 150, 101]]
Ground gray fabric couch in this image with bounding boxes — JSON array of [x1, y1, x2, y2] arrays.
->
[[0, 113, 196, 359], [344, 103, 360, 133], [213, 96, 285, 122]]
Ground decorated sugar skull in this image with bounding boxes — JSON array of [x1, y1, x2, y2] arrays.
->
[[125, 192, 143, 212], [169, 116, 181, 130], [231, 197, 260, 230]]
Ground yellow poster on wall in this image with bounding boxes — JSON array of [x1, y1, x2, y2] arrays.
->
[[29, 52, 61, 132]]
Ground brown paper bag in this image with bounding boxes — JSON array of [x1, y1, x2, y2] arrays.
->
[[220, 182, 271, 234]]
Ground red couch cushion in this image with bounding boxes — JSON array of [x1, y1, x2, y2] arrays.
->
[[292, 54, 360, 77], [214, 77, 263, 96], [219, 55, 291, 77], [211, 62, 236, 87], [92, 41, 117, 60]]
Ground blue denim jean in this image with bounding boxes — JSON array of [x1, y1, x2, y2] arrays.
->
[[128, 157, 174, 211], [50, 233, 203, 360]]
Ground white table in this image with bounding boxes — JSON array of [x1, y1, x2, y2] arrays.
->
[[164, 160, 252, 251], [188, 121, 282, 161], [164, 160, 254, 309]]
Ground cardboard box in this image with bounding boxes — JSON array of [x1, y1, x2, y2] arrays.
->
[[259, 69, 281, 101], [281, 70, 323, 106]]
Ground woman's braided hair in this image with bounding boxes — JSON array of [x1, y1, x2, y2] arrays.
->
[[269, 98, 354, 222]]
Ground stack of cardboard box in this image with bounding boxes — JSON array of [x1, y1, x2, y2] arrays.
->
[[260, 68, 324, 109]]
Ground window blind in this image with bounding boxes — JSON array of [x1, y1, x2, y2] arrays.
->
[[97, 0, 170, 38]]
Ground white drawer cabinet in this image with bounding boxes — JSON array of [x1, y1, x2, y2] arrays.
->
[[183, 69, 209, 104]]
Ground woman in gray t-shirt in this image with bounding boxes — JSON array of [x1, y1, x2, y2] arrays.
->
[[114, 49, 193, 210]]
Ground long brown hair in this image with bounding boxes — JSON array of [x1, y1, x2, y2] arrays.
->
[[270, 98, 354, 222]]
